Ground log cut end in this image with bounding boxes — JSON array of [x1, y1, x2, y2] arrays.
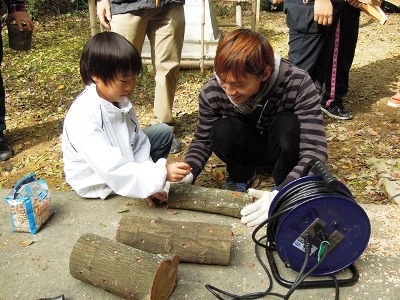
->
[[151, 254, 179, 300]]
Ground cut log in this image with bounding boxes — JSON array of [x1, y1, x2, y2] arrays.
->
[[116, 215, 232, 265], [167, 184, 253, 218], [69, 233, 179, 300]]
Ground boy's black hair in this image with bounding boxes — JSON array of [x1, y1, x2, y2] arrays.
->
[[80, 32, 142, 86]]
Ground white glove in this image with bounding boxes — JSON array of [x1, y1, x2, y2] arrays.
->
[[240, 189, 278, 227]]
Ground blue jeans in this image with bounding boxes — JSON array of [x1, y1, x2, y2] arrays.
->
[[142, 123, 173, 162]]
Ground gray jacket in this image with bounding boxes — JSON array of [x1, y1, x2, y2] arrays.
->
[[111, 0, 185, 15]]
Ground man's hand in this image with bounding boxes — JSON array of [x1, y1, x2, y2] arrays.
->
[[240, 189, 278, 227], [314, 0, 333, 26], [97, 0, 112, 30], [7, 11, 34, 31], [166, 162, 192, 182]]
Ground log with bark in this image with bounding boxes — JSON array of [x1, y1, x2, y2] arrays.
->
[[116, 215, 232, 265], [69, 233, 179, 300], [167, 184, 253, 218]]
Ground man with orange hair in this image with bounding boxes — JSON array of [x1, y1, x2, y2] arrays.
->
[[179, 29, 328, 226]]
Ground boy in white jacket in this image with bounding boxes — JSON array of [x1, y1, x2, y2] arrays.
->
[[61, 32, 191, 203]]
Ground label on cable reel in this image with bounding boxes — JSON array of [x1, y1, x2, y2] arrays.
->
[[293, 237, 318, 255]]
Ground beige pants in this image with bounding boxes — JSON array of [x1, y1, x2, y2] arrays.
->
[[111, 3, 185, 125]]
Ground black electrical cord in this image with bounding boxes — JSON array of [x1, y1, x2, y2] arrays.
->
[[287, 234, 312, 293], [205, 231, 331, 300], [284, 248, 329, 299], [205, 234, 279, 300], [383, 192, 400, 204]]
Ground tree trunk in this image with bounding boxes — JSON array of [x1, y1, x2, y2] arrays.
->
[[116, 215, 232, 265], [69, 233, 179, 300], [167, 184, 253, 218]]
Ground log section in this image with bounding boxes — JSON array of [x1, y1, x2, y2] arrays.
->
[[167, 184, 253, 218], [69, 233, 179, 300], [116, 215, 232, 265]]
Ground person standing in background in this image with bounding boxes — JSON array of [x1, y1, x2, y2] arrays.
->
[[96, 0, 185, 153], [0, 0, 34, 161], [283, 0, 355, 120], [283, 0, 342, 76]]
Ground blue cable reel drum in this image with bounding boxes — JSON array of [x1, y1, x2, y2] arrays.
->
[[266, 162, 371, 277]]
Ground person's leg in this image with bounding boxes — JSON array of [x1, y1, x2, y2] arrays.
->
[[332, 4, 359, 103], [0, 29, 12, 162], [210, 117, 262, 188], [113, 6, 185, 153], [147, 3, 185, 126], [142, 123, 173, 162], [265, 112, 300, 187], [309, 1, 343, 91], [285, 1, 325, 74], [110, 11, 148, 53], [320, 3, 359, 119]]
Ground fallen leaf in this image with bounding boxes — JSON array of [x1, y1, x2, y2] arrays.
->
[[19, 240, 34, 247]]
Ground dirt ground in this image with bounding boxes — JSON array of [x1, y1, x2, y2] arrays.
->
[[0, 10, 399, 204]]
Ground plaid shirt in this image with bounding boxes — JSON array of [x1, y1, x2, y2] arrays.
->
[[4, 0, 26, 13]]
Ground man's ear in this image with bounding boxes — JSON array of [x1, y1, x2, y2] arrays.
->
[[261, 66, 273, 82], [262, 66, 272, 81]]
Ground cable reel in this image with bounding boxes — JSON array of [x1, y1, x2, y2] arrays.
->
[[205, 161, 371, 299], [265, 161, 370, 282]]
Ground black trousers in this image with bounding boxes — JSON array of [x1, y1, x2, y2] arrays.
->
[[285, 0, 343, 77], [210, 113, 300, 186], [0, 22, 5, 133], [320, 3, 360, 107]]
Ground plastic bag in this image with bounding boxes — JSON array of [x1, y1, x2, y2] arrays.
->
[[3, 172, 53, 234]]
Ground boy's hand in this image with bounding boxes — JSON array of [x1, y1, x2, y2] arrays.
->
[[166, 162, 192, 182], [144, 191, 168, 206]]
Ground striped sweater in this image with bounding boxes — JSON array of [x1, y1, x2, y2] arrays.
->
[[184, 58, 328, 188]]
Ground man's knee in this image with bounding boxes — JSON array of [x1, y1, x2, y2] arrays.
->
[[210, 118, 245, 152]]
